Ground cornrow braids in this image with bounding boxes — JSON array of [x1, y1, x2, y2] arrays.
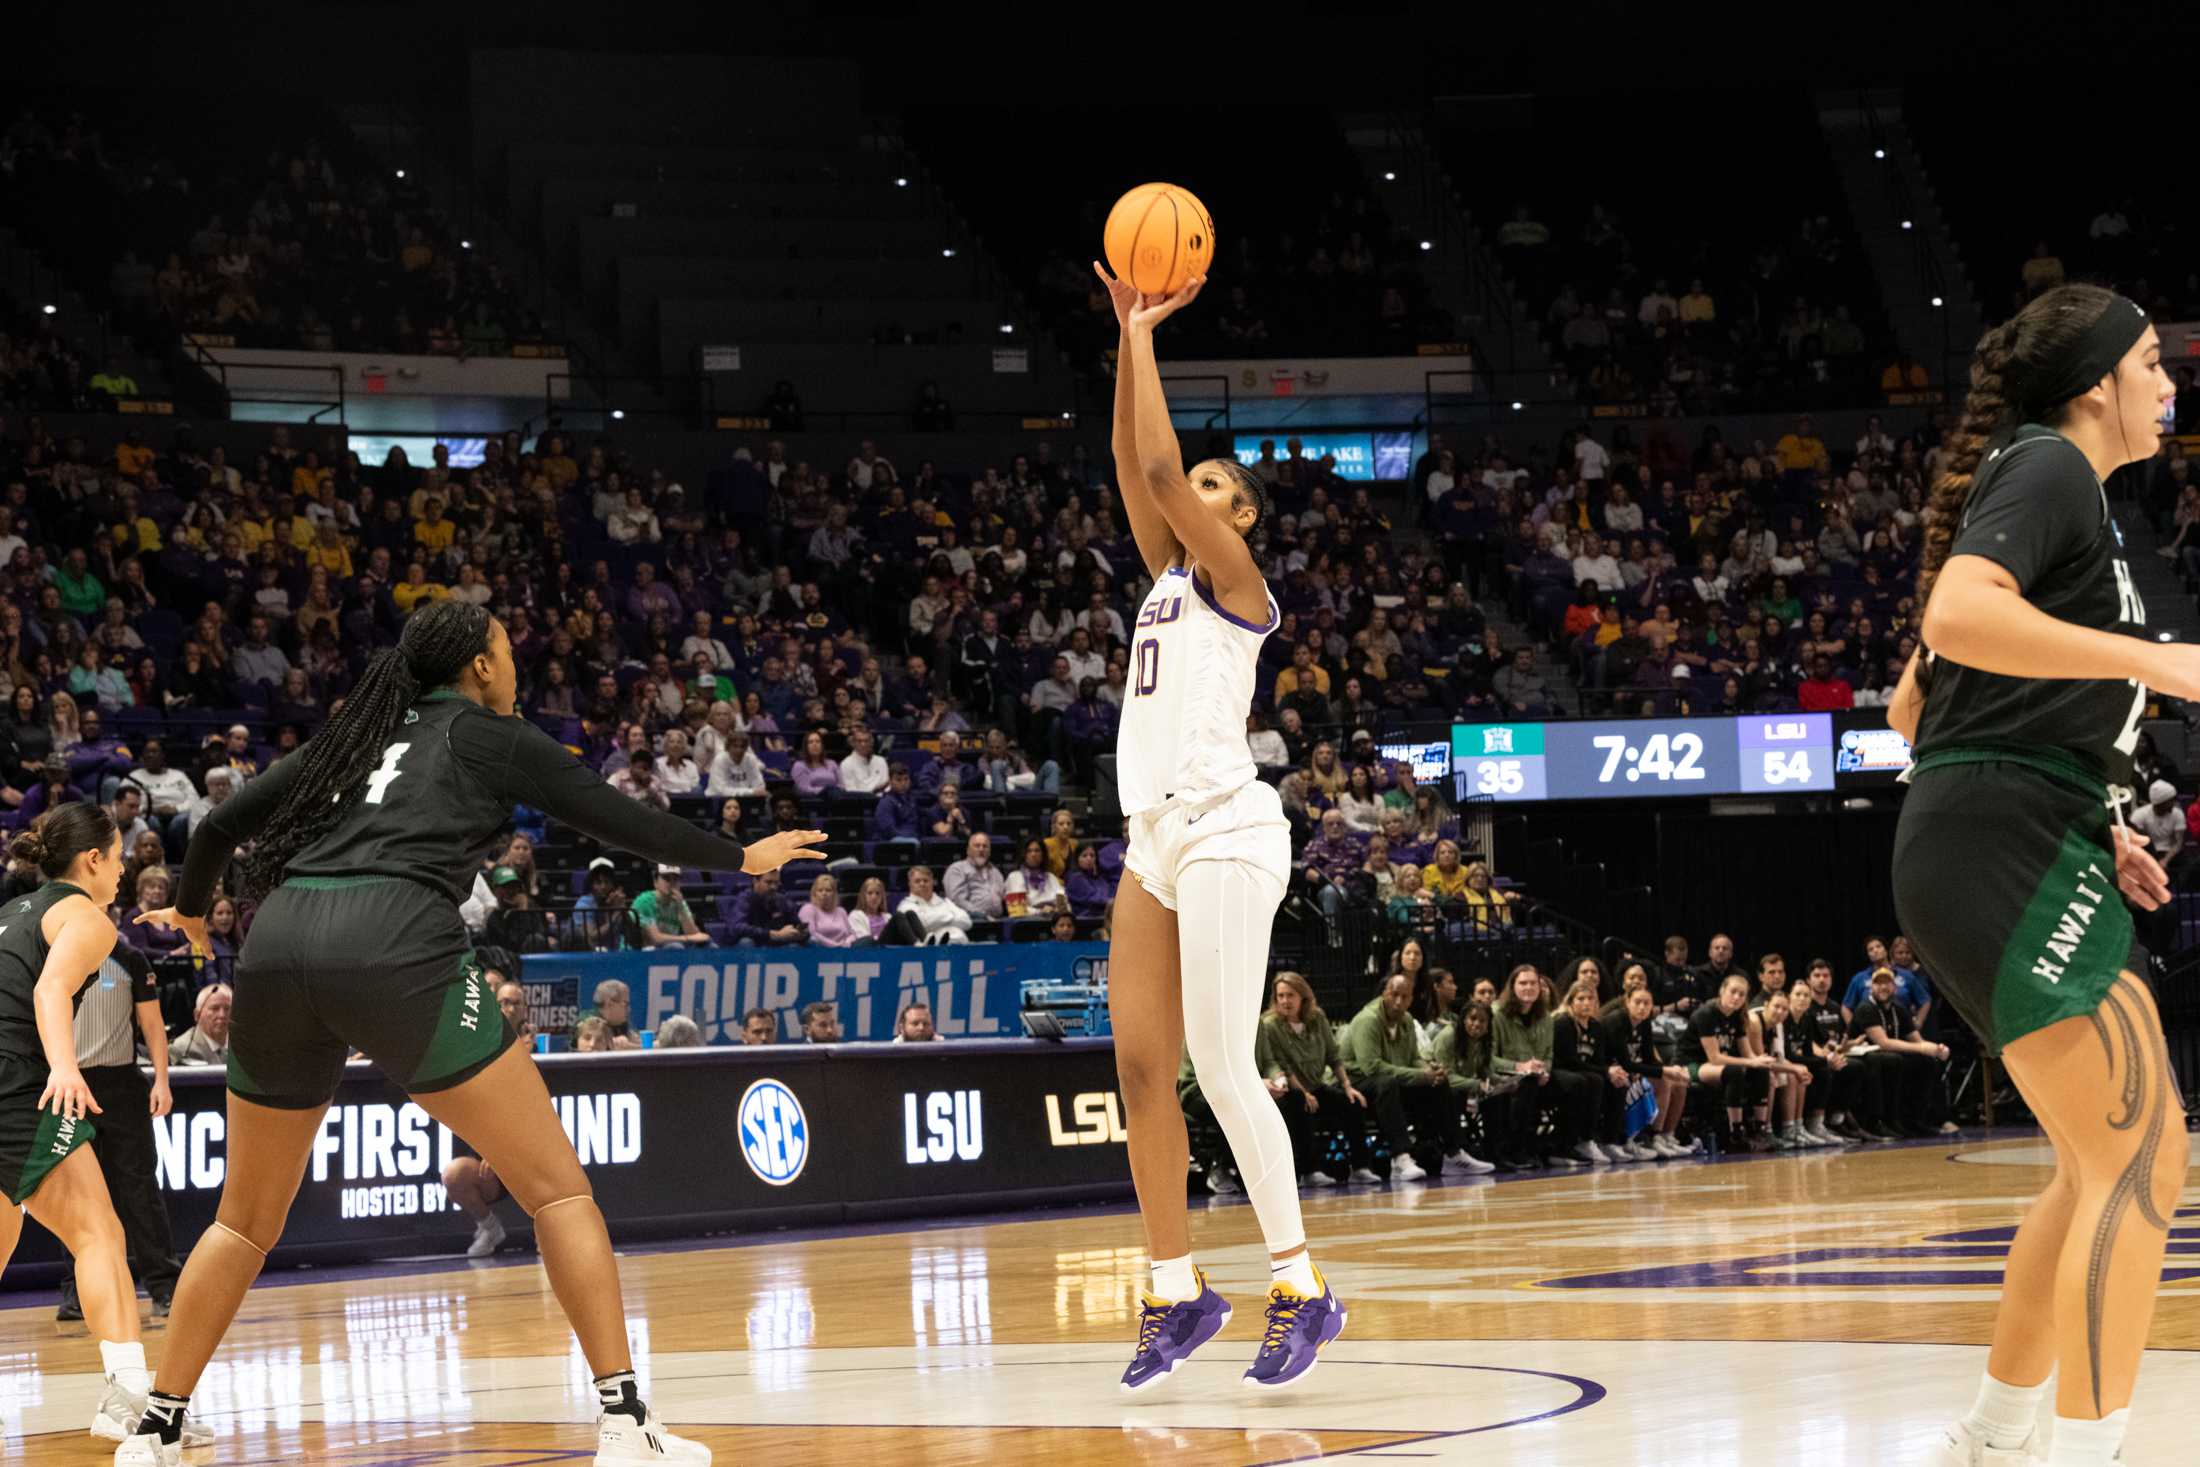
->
[[241, 601, 494, 901], [1915, 283, 2120, 614], [1218, 458, 1273, 546]]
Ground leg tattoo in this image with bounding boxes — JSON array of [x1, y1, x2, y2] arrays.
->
[[2082, 980, 2175, 1413]]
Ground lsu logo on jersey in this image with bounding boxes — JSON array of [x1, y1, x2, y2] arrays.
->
[[1135, 595, 1184, 629]]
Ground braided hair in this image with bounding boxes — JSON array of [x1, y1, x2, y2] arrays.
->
[[1215, 458, 1274, 546], [1916, 283, 2119, 609], [241, 601, 494, 900]]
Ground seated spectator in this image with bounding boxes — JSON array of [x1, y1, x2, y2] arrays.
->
[[728, 868, 806, 947], [920, 729, 981, 800], [1337, 972, 1446, 1181], [1600, 980, 1692, 1157], [706, 730, 769, 797], [790, 730, 841, 796], [897, 864, 973, 943], [491, 976, 536, 1048], [895, 1001, 939, 1042], [1247, 711, 1288, 770], [169, 983, 234, 1066], [848, 877, 894, 942], [1429, 998, 1513, 1169], [610, 749, 669, 810], [1256, 971, 1376, 1186], [981, 728, 1060, 794], [655, 1015, 705, 1049], [482, 864, 554, 953], [654, 730, 703, 796], [801, 1001, 843, 1043], [1796, 654, 1854, 712], [924, 778, 968, 835], [124, 867, 190, 956], [1458, 860, 1514, 930], [1491, 963, 1596, 1169], [1423, 839, 1469, 901], [1848, 965, 1948, 1138], [1004, 837, 1068, 919], [585, 980, 643, 1049], [741, 1008, 778, 1045], [572, 858, 630, 951], [634, 865, 710, 947], [799, 873, 863, 947], [840, 727, 889, 794], [871, 763, 923, 842], [1492, 647, 1558, 716], [1386, 864, 1435, 927], [1335, 765, 1385, 833], [946, 832, 1007, 921], [1299, 808, 1364, 921], [573, 1017, 614, 1053], [1066, 844, 1114, 918]]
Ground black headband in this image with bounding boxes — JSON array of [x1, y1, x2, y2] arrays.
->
[[2022, 294, 2149, 415]]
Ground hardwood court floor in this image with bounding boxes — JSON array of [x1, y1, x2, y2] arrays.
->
[[6, 1134, 2200, 1465]]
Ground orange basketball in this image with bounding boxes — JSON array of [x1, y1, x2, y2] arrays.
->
[[1102, 182, 1216, 297]]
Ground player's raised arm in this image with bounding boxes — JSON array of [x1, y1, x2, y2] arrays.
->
[[1121, 278, 1264, 611], [1095, 261, 1183, 581]]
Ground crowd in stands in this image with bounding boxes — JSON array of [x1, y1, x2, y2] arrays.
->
[[1494, 199, 1891, 412], [2, 103, 540, 357], [1187, 930, 1957, 1190], [1419, 409, 1948, 715]]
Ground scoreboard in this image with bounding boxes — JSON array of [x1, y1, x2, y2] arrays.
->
[[1450, 713, 1879, 803]]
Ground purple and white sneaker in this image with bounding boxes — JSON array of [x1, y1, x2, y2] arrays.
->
[[1119, 1270, 1232, 1394], [1243, 1269, 1346, 1390]]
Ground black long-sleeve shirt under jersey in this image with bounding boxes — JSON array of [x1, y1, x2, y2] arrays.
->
[[175, 690, 749, 917]]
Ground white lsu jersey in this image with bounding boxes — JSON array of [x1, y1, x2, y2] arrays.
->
[[1115, 563, 1280, 817]]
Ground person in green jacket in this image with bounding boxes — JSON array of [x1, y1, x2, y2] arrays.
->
[[1490, 963, 1594, 1169], [53, 548, 108, 619], [1339, 972, 1457, 1182], [1255, 972, 1373, 1187], [1426, 1000, 1503, 1173]]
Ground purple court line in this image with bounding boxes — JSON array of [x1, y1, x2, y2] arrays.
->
[[0, 1128, 2001, 1312]]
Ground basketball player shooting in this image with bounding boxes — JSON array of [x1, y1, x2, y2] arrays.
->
[[1092, 259, 1345, 1394]]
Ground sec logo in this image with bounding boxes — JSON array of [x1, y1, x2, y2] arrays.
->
[[738, 1077, 810, 1186]]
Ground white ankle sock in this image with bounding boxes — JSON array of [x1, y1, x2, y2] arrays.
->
[[1271, 1252, 1319, 1296], [99, 1339, 150, 1393], [2046, 1408, 2129, 1466], [1150, 1255, 1198, 1302], [1961, 1372, 2048, 1450]]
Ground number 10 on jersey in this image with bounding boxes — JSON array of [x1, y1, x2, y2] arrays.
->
[[1133, 640, 1159, 697]]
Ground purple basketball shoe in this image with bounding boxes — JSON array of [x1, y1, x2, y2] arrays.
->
[[1242, 1269, 1346, 1390], [1119, 1271, 1232, 1394]]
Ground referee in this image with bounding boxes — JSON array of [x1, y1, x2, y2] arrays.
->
[[55, 939, 181, 1322]]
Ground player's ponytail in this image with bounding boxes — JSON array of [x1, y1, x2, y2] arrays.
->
[[8, 803, 119, 881], [241, 601, 494, 901], [1917, 283, 2122, 611]]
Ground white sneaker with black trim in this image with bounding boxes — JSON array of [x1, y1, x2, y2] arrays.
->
[[596, 1407, 712, 1464], [97, 1385, 215, 1452]]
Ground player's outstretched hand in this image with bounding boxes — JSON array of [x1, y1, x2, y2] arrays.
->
[[1126, 274, 1206, 332], [37, 1065, 101, 1120], [2111, 823, 2170, 911], [1092, 261, 1140, 330], [135, 906, 210, 957], [741, 829, 830, 875]]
